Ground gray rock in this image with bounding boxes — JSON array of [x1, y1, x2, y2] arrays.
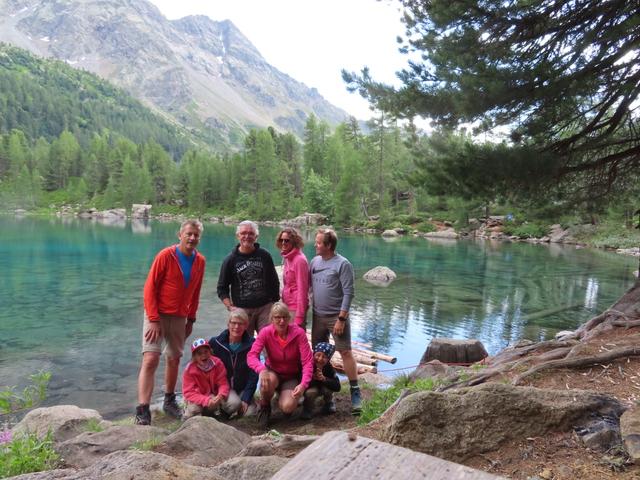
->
[[381, 229, 399, 237], [131, 204, 152, 218], [240, 439, 276, 457], [78, 450, 223, 479], [12, 405, 102, 443], [363, 266, 397, 286], [575, 415, 621, 452], [408, 360, 457, 382], [280, 213, 328, 227], [157, 416, 250, 466], [212, 456, 288, 480], [58, 425, 169, 468], [359, 372, 392, 386], [423, 228, 459, 239], [621, 407, 640, 463], [5, 469, 78, 480], [384, 383, 624, 462]]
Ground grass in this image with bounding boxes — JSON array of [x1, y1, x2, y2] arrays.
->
[[0, 431, 60, 478], [357, 375, 438, 426], [129, 436, 163, 451], [82, 418, 105, 433]]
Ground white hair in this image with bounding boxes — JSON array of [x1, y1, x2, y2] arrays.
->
[[236, 220, 259, 236]]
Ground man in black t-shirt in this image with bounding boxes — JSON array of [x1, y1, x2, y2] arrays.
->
[[217, 220, 280, 335]]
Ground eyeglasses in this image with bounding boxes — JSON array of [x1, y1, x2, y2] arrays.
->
[[272, 315, 289, 322], [280, 238, 291, 244], [229, 321, 245, 327], [192, 338, 207, 349]]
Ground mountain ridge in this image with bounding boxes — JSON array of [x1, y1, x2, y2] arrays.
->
[[0, 0, 349, 148]]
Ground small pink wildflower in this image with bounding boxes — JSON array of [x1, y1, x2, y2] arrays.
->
[[0, 429, 12, 445]]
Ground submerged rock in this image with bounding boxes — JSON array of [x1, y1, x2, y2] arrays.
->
[[363, 266, 397, 286]]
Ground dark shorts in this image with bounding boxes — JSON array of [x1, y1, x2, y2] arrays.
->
[[311, 313, 351, 351]]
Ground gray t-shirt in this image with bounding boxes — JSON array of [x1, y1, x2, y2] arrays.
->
[[309, 253, 355, 315]]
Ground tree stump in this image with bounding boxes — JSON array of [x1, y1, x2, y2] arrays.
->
[[421, 338, 488, 364]]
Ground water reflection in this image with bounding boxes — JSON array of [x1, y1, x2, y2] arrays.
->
[[0, 216, 636, 418]]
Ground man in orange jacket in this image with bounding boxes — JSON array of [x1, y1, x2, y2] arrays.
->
[[134, 219, 206, 425]]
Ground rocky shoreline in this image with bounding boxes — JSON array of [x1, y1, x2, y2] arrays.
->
[[14, 205, 636, 259]]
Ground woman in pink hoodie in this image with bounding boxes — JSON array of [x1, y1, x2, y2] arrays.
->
[[276, 227, 309, 329], [247, 302, 314, 427]]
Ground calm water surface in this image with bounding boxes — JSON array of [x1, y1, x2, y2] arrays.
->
[[0, 216, 636, 418]]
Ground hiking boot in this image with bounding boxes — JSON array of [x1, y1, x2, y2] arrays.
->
[[135, 404, 151, 425], [350, 386, 362, 415], [163, 393, 182, 419], [322, 398, 337, 415], [257, 404, 271, 429], [300, 406, 313, 420]]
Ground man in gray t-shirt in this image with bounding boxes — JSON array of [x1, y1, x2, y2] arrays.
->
[[309, 228, 361, 414]]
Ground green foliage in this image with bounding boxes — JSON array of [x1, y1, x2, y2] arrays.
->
[[0, 431, 60, 478], [0, 43, 197, 157], [129, 436, 163, 451], [580, 222, 640, 250], [502, 222, 548, 239], [343, 1, 639, 198], [0, 371, 51, 415], [357, 376, 437, 426], [82, 418, 105, 433], [415, 221, 436, 233]]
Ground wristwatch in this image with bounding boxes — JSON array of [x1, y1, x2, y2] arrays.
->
[[337, 316, 347, 322]]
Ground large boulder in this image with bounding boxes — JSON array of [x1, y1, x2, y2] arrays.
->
[[621, 406, 640, 463], [281, 213, 328, 227], [423, 228, 459, 239], [408, 360, 457, 382], [381, 229, 399, 237], [421, 338, 488, 365], [273, 431, 501, 479], [131, 204, 151, 219], [12, 405, 103, 443], [78, 450, 223, 480], [156, 416, 250, 466], [363, 266, 397, 286], [211, 456, 289, 480], [58, 425, 169, 468], [383, 383, 624, 462]]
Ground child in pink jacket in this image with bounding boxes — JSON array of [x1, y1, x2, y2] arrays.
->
[[182, 338, 230, 419]]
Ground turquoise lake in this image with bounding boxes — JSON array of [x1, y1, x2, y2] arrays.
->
[[0, 215, 636, 418]]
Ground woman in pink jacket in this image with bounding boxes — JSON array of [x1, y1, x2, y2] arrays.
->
[[182, 338, 230, 419], [247, 302, 314, 427], [276, 227, 309, 329]]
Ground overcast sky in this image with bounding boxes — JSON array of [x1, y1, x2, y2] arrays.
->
[[147, 0, 409, 120]]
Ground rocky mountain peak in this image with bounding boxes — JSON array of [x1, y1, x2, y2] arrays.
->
[[0, 0, 348, 148]]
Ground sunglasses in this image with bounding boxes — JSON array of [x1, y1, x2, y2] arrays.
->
[[280, 238, 291, 244], [192, 338, 207, 349]]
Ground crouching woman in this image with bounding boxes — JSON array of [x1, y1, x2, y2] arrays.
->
[[247, 302, 313, 427], [182, 338, 230, 419]]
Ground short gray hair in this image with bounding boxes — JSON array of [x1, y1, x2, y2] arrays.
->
[[236, 220, 259, 236], [180, 219, 203, 234]]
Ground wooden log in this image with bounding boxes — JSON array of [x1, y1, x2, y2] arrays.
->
[[333, 351, 377, 367], [331, 357, 377, 374], [273, 431, 503, 480], [305, 332, 396, 364]]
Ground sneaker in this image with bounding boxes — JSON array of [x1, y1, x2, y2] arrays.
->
[[135, 404, 151, 425], [322, 399, 337, 415], [163, 393, 182, 419], [257, 404, 271, 429], [350, 387, 362, 415]]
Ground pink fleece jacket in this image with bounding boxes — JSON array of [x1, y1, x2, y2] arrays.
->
[[281, 248, 309, 326], [182, 357, 230, 407], [247, 324, 314, 389]]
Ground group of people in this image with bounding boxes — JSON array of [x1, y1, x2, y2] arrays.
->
[[134, 219, 360, 427]]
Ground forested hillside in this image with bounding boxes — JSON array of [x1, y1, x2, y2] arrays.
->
[[0, 44, 199, 158]]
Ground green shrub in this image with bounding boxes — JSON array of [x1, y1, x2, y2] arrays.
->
[[415, 221, 437, 233], [502, 221, 547, 238], [0, 371, 51, 415], [357, 376, 437, 425], [0, 431, 60, 477], [130, 436, 163, 451]]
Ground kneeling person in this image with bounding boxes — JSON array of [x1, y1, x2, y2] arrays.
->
[[302, 342, 341, 419], [182, 338, 230, 419]]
